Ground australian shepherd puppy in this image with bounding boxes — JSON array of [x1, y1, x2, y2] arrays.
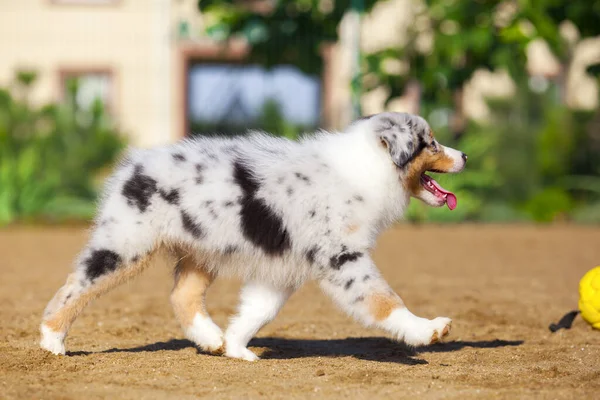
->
[[40, 112, 466, 361]]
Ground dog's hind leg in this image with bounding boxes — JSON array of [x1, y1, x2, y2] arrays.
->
[[318, 250, 452, 347], [170, 255, 223, 353], [223, 282, 295, 361], [40, 218, 158, 355]]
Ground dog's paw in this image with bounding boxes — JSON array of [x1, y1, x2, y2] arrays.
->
[[185, 314, 224, 354], [428, 317, 452, 344], [398, 314, 452, 347], [40, 325, 66, 355], [224, 345, 259, 362]]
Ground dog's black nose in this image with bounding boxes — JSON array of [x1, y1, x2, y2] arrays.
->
[[461, 153, 468, 162]]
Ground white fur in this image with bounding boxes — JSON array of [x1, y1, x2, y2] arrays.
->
[[40, 112, 462, 360], [379, 308, 452, 347], [184, 314, 224, 353], [441, 145, 466, 173], [40, 324, 66, 355], [224, 282, 293, 361]]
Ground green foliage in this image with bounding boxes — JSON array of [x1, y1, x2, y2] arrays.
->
[[365, 1, 533, 109], [519, 0, 600, 61], [0, 72, 125, 225], [406, 80, 600, 223], [199, 0, 379, 75]]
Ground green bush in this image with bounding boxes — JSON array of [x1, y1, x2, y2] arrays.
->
[[406, 80, 600, 223], [0, 72, 125, 225]]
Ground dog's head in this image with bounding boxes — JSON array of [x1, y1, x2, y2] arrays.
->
[[357, 112, 467, 209]]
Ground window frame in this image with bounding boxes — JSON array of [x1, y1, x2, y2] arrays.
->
[[57, 67, 117, 115]]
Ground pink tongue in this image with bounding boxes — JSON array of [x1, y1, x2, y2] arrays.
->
[[429, 178, 458, 210]]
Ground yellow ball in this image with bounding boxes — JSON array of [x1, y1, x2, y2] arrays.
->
[[579, 266, 600, 330]]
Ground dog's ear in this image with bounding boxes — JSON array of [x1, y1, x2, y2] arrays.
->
[[374, 114, 418, 168]]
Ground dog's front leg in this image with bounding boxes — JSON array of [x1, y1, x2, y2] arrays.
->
[[318, 253, 451, 346]]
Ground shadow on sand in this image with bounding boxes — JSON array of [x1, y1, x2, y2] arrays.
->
[[67, 336, 523, 365]]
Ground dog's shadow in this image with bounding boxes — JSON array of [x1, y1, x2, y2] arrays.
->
[[68, 337, 523, 365]]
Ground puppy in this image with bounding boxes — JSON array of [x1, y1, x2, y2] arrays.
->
[[40, 112, 466, 361]]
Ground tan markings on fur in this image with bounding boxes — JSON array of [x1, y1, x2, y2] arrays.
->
[[345, 224, 360, 234], [43, 250, 156, 333], [42, 272, 78, 319], [404, 149, 456, 195], [430, 323, 451, 344], [170, 256, 214, 328], [368, 293, 404, 321]]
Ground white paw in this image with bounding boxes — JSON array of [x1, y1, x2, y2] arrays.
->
[[428, 317, 452, 344], [224, 344, 259, 361], [40, 324, 66, 355], [403, 316, 452, 346], [185, 314, 224, 353], [383, 308, 452, 347]]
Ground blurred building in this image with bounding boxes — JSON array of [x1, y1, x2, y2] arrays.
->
[[1, 0, 598, 146], [1, 0, 225, 147]]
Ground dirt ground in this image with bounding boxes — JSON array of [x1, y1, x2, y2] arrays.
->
[[1, 225, 600, 399]]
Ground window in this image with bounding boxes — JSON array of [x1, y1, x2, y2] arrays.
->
[[187, 64, 320, 137], [59, 69, 114, 114]]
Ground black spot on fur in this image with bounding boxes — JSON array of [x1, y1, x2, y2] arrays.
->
[[363, 275, 371, 282], [294, 172, 311, 183], [172, 153, 186, 162], [224, 245, 238, 255], [204, 200, 214, 207], [195, 164, 205, 184], [277, 176, 285, 184], [207, 153, 218, 161], [353, 195, 364, 202], [99, 218, 115, 226], [329, 251, 363, 270], [223, 145, 239, 155], [353, 295, 365, 303], [159, 188, 180, 205], [401, 135, 427, 167], [345, 199, 352, 205], [122, 165, 157, 213], [286, 187, 294, 196], [345, 279, 355, 290], [180, 210, 203, 238], [131, 255, 140, 263], [85, 249, 122, 280], [309, 210, 316, 218], [305, 246, 319, 264], [209, 208, 219, 220], [223, 201, 235, 207], [233, 160, 291, 256]]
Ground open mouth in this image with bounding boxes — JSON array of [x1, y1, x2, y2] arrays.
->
[[420, 173, 457, 210]]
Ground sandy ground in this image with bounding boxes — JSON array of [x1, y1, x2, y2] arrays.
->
[[1, 224, 600, 399]]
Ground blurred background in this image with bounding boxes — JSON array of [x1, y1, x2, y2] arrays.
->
[[0, 0, 599, 225]]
